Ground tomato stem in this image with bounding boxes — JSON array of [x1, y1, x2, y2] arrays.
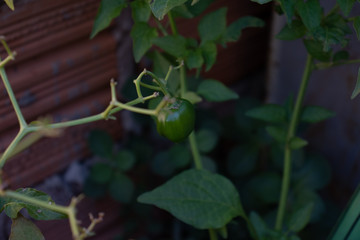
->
[[189, 131, 202, 169], [209, 228, 218, 240], [144, 69, 170, 95], [0, 74, 158, 167], [2, 190, 88, 239], [0, 40, 26, 128], [180, 63, 187, 98], [275, 54, 314, 230], [168, 11, 178, 35]]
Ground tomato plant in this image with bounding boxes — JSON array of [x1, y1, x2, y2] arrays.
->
[[2, 0, 360, 239]]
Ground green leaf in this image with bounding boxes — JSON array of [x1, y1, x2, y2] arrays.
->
[[329, 185, 360, 240], [150, 0, 188, 20], [250, 0, 272, 4], [198, 8, 227, 43], [337, 0, 355, 16], [265, 126, 287, 143], [83, 178, 107, 199], [293, 187, 325, 222], [290, 235, 302, 240], [249, 212, 271, 240], [88, 130, 113, 158], [182, 91, 203, 104], [151, 151, 175, 176], [147, 51, 180, 96], [196, 129, 218, 153], [201, 41, 217, 71], [90, 0, 127, 38], [168, 144, 191, 168], [227, 146, 257, 177], [185, 48, 204, 69], [313, 13, 351, 51], [289, 203, 314, 232], [303, 39, 331, 62], [114, 150, 136, 171], [247, 172, 281, 204], [153, 35, 187, 58], [279, 0, 296, 23], [185, 0, 214, 16], [3, 188, 66, 221], [276, 20, 306, 40], [333, 50, 349, 62], [289, 137, 308, 150], [353, 16, 360, 40], [249, 212, 285, 239], [245, 104, 287, 123], [130, 22, 158, 62], [9, 214, 45, 240], [296, 0, 322, 30], [301, 105, 335, 123], [5, 203, 25, 218], [217, 225, 228, 239], [131, 0, 151, 22], [293, 154, 331, 190], [191, 0, 200, 5], [197, 79, 238, 102], [90, 163, 113, 184], [352, 67, 360, 99], [225, 16, 265, 42], [201, 156, 218, 173], [172, 5, 194, 18], [108, 173, 134, 203], [4, 0, 14, 10], [138, 169, 245, 229]]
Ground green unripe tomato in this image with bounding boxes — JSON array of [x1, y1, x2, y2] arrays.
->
[[156, 98, 195, 142]]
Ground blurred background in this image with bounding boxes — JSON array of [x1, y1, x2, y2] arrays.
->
[[0, 0, 359, 239]]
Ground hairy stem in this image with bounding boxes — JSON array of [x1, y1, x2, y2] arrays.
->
[[275, 54, 313, 230]]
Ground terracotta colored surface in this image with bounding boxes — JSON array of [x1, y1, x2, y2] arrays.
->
[[0, 1, 128, 237], [0, 0, 125, 187]]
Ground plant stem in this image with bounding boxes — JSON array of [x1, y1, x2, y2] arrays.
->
[[33, 114, 104, 130], [180, 64, 187, 97], [275, 54, 313, 230], [0, 93, 158, 166], [178, 60, 202, 169], [0, 129, 28, 168], [155, 17, 169, 36], [316, 58, 360, 69], [3, 190, 83, 238], [189, 131, 202, 169], [145, 69, 169, 95], [4, 190, 69, 214], [209, 229, 218, 240], [167, 11, 178, 35], [0, 64, 27, 128], [113, 100, 157, 116]]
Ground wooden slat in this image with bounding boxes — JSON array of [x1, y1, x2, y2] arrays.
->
[[0, 54, 117, 131], [2, 88, 123, 188], [0, 0, 100, 64]]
